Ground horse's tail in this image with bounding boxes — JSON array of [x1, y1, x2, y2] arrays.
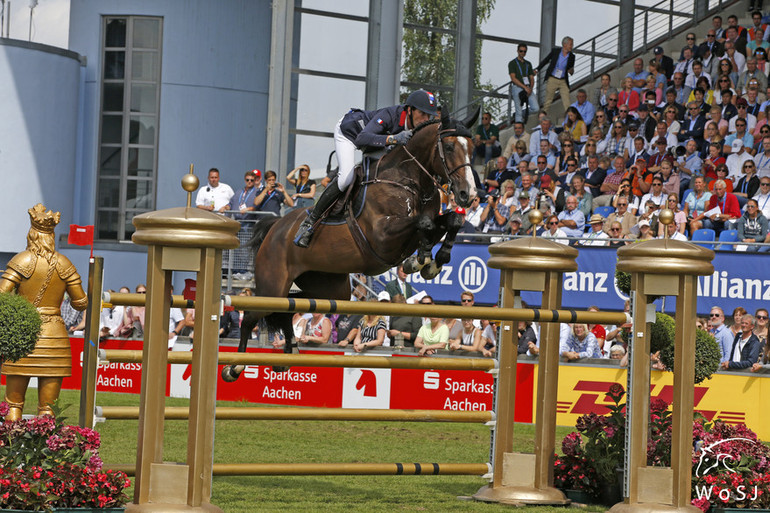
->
[[248, 216, 282, 254]]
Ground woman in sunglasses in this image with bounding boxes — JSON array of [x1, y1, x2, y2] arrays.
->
[[735, 161, 760, 207], [588, 110, 610, 140]]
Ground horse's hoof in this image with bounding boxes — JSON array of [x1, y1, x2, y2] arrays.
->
[[420, 261, 441, 280], [402, 255, 425, 274], [221, 365, 244, 382], [272, 366, 290, 373]]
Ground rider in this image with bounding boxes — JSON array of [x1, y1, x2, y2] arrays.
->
[[293, 89, 439, 248]]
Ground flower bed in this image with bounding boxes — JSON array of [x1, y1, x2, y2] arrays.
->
[[554, 384, 770, 511], [0, 402, 130, 511]]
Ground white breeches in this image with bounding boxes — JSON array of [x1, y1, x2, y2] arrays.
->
[[334, 117, 358, 191]]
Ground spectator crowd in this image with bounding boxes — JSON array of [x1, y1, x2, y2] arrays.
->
[[462, 12, 770, 250]]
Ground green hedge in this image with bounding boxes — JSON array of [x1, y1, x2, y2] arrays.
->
[[0, 293, 42, 363]]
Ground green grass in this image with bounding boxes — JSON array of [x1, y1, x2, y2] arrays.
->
[[5, 388, 604, 513]]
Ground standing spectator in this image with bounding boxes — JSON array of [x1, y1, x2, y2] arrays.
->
[[195, 168, 234, 213], [352, 310, 387, 352], [537, 36, 575, 115], [335, 312, 363, 347], [449, 318, 484, 353], [219, 304, 240, 339], [703, 179, 741, 235], [735, 198, 770, 252], [387, 294, 422, 348], [385, 264, 414, 300], [560, 324, 600, 361], [653, 47, 675, 80], [122, 284, 147, 339], [286, 164, 316, 210], [473, 112, 501, 163], [228, 170, 260, 220], [61, 292, 84, 333], [415, 298, 450, 356], [721, 314, 760, 370], [508, 43, 538, 123], [254, 170, 294, 215], [298, 313, 332, 345], [593, 73, 618, 108]]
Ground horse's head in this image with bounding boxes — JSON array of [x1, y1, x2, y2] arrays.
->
[[433, 108, 478, 207]]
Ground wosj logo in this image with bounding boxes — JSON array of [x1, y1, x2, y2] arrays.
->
[[694, 438, 759, 503]]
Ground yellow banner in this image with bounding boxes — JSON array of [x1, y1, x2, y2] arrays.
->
[[543, 365, 769, 439]]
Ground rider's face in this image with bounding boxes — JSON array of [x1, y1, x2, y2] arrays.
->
[[410, 108, 432, 127]]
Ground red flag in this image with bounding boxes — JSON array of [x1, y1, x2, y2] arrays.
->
[[183, 279, 197, 301], [68, 225, 94, 246]]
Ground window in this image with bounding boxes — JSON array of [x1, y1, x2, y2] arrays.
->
[[97, 16, 162, 241]]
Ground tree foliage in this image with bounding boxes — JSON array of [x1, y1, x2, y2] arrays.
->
[[402, 0, 496, 114]]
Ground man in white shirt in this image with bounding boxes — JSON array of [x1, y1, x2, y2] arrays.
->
[[728, 98, 757, 133], [196, 168, 235, 213], [529, 117, 561, 156], [580, 214, 609, 246], [753, 136, 770, 178], [660, 220, 688, 241], [752, 177, 770, 218], [726, 140, 754, 181], [684, 60, 712, 90], [640, 178, 668, 209]]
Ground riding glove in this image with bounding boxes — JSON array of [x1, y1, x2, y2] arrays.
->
[[391, 130, 413, 145]]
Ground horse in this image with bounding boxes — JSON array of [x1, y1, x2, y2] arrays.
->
[[222, 109, 478, 381]]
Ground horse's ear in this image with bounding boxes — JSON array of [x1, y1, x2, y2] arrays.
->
[[441, 108, 450, 130], [462, 106, 481, 128]]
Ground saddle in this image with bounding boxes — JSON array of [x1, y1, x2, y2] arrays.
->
[[323, 150, 385, 224]]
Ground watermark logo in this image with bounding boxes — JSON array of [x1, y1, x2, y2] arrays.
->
[[694, 438, 759, 504]]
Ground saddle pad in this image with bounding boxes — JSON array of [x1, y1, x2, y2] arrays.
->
[[320, 157, 375, 225]]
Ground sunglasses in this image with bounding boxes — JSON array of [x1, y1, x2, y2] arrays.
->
[[738, 105, 748, 109], [710, 313, 721, 317], [618, 203, 628, 206], [549, 221, 559, 225], [567, 163, 576, 167], [653, 183, 663, 186], [461, 298, 473, 303], [619, 109, 629, 113], [687, 37, 695, 40], [610, 227, 621, 231], [245, 178, 255, 182], [757, 315, 769, 320], [137, 290, 146, 294], [761, 183, 770, 186]]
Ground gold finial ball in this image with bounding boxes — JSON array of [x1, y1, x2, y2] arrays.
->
[[528, 208, 544, 227], [182, 173, 199, 193], [658, 208, 674, 226]]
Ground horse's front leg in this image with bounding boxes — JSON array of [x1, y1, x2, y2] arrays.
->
[[221, 310, 261, 382], [402, 214, 436, 275], [420, 211, 463, 280]]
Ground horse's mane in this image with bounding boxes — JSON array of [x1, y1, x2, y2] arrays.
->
[[411, 118, 441, 136], [248, 216, 282, 254]]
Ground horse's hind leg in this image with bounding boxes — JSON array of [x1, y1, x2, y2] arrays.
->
[[221, 310, 261, 382], [266, 311, 296, 372]]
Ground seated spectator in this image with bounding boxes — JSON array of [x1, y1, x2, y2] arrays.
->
[[721, 314, 761, 370], [581, 154, 606, 197], [629, 158, 654, 203], [596, 156, 629, 207], [516, 172, 539, 203], [607, 221, 629, 247], [678, 102, 707, 147], [587, 112, 610, 143], [254, 170, 294, 215], [726, 140, 753, 181], [724, 118, 755, 154], [753, 135, 770, 177], [703, 179, 742, 235], [702, 142, 726, 181], [735, 198, 770, 252], [560, 323, 600, 361], [655, 161, 680, 200], [631, 218, 655, 240], [605, 122, 629, 160], [448, 318, 483, 353], [735, 160, 760, 208], [500, 179, 519, 209], [563, 107, 587, 141], [502, 121, 531, 160], [530, 116, 561, 156], [557, 195, 585, 240], [730, 99, 758, 135], [286, 164, 316, 210], [537, 174, 564, 215], [353, 310, 387, 352], [579, 214, 609, 246], [542, 214, 569, 244], [484, 155, 516, 194], [660, 218, 688, 241], [658, 193, 687, 237], [619, 76, 641, 112], [753, 176, 770, 218], [625, 132, 649, 167], [604, 192, 637, 237], [479, 189, 509, 235], [510, 191, 534, 235], [556, 140, 580, 181], [594, 74, 618, 109], [474, 111, 501, 163], [676, 139, 702, 192], [507, 140, 530, 170], [569, 174, 592, 217]]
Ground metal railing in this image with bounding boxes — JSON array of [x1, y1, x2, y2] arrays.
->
[[457, 0, 739, 126]]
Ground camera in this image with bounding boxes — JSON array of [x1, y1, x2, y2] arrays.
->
[[487, 190, 500, 200]]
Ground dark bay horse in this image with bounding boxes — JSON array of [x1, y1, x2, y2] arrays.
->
[[222, 110, 478, 381]]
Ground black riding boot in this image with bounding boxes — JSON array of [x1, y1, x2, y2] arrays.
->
[[293, 181, 343, 248]]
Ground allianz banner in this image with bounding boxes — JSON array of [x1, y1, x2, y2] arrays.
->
[[398, 244, 770, 316]]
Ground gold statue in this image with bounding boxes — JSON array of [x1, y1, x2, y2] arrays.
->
[[1, 204, 87, 421]]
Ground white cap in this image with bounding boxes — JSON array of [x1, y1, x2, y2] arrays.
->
[[377, 291, 391, 302], [732, 139, 744, 151]]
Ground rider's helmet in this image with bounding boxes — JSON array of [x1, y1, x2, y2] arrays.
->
[[405, 89, 439, 117]]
